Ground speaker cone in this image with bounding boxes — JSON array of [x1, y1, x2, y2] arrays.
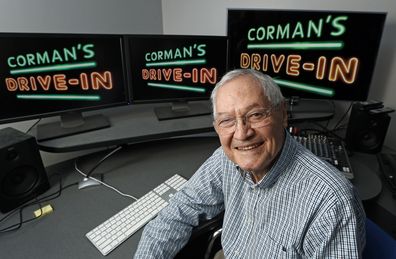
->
[[1, 166, 39, 197]]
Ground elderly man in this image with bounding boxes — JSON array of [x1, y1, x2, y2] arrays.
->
[[134, 69, 366, 258]]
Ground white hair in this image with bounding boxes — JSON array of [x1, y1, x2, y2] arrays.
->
[[211, 69, 285, 117]]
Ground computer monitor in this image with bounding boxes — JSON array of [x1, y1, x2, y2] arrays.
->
[[125, 34, 228, 120], [0, 33, 128, 141], [227, 9, 386, 119]]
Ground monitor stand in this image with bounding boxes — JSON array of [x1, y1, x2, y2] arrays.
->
[[287, 97, 335, 122], [154, 101, 211, 121], [36, 111, 110, 141]]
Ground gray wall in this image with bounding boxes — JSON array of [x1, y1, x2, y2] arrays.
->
[[2, 0, 163, 34], [161, 0, 396, 150], [0, 0, 163, 165]]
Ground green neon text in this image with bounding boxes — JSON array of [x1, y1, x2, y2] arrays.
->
[[7, 43, 95, 69], [16, 94, 101, 101], [274, 78, 335, 97], [147, 82, 205, 93], [247, 15, 348, 41], [145, 44, 206, 62]]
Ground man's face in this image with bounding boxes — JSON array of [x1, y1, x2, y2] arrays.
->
[[214, 75, 287, 179]]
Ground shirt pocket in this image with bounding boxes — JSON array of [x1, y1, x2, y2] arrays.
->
[[256, 233, 301, 259]]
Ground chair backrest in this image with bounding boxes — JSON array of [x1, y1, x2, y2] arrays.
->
[[363, 218, 396, 259], [175, 211, 224, 259]]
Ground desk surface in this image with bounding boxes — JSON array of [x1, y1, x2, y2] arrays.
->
[[349, 152, 383, 201], [0, 137, 221, 259], [0, 136, 383, 258], [36, 101, 215, 153], [35, 99, 335, 153]]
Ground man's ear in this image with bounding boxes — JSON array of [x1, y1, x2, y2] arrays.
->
[[281, 101, 288, 128]]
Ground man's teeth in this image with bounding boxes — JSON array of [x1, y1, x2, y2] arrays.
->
[[237, 143, 260, 150]]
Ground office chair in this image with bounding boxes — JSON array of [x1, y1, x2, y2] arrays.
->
[[175, 211, 224, 259], [176, 215, 396, 259], [363, 218, 396, 259]]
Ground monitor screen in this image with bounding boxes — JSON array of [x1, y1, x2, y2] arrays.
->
[[227, 9, 386, 101], [125, 35, 228, 120], [0, 33, 128, 140]]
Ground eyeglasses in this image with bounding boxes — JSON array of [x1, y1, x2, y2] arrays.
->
[[214, 106, 275, 135]]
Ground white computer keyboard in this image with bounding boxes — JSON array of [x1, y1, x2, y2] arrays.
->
[[86, 174, 187, 256]]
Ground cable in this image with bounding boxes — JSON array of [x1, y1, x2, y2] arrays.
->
[[85, 145, 124, 178], [332, 101, 354, 132], [311, 121, 344, 141], [1, 145, 139, 233], [332, 123, 348, 132], [77, 145, 125, 189], [25, 118, 41, 134], [325, 100, 336, 129], [0, 201, 43, 233], [0, 173, 76, 230], [0, 174, 78, 233], [74, 157, 138, 201]]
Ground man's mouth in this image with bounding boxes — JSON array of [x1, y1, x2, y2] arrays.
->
[[235, 142, 263, 151]]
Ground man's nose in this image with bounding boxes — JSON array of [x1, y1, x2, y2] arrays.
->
[[233, 118, 253, 139]]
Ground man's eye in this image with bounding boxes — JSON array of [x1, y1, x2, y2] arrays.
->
[[249, 112, 265, 120], [218, 119, 235, 127]]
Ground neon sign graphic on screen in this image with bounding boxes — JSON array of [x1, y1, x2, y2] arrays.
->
[[142, 43, 217, 93], [127, 35, 228, 103], [5, 43, 114, 101], [228, 10, 386, 100]]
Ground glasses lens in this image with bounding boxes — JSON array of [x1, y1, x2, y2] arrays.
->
[[215, 106, 274, 135]]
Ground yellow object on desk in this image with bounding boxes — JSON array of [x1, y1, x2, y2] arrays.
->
[[33, 204, 54, 218]]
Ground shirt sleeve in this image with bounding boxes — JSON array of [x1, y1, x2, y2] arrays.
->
[[134, 148, 225, 259], [303, 188, 366, 258]]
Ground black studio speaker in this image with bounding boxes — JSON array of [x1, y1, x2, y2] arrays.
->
[[0, 127, 50, 213], [346, 102, 391, 154]]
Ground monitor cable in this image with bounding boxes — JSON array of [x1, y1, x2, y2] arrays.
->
[[331, 101, 354, 134], [74, 146, 138, 200], [77, 145, 123, 190], [25, 118, 41, 135]]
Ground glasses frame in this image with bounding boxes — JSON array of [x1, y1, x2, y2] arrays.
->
[[213, 106, 277, 135]]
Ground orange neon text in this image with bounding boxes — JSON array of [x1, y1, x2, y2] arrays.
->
[[240, 53, 359, 84], [5, 71, 113, 92], [142, 68, 217, 84]]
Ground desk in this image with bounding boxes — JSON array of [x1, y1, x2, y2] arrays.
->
[[35, 99, 335, 153], [36, 101, 215, 153], [0, 136, 382, 258], [349, 152, 383, 201]]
